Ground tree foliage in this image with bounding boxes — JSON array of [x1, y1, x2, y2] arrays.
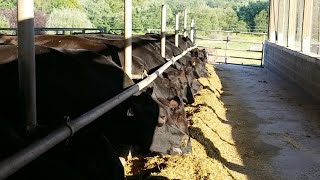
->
[[237, 1, 269, 31], [254, 9, 268, 32], [0, 0, 269, 32], [0, 15, 9, 28], [34, 0, 81, 13], [46, 8, 92, 28], [0, 8, 47, 28], [0, 0, 16, 8]]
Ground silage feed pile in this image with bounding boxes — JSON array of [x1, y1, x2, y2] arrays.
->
[[124, 64, 247, 180]]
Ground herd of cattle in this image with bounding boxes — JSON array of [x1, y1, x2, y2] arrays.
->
[[0, 33, 208, 179]]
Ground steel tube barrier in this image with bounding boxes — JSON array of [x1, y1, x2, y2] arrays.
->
[[0, 45, 197, 179]]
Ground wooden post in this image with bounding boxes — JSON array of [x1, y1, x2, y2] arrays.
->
[[124, 0, 132, 78], [269, 0, 276, 43], [17, 0, 37, 132], [161, 4, 166, 58], [277, 0, 287, 46], [302, 0, 314, 53], [287, 0, 297, 48], [183, 9, 187, 37], [175, 14, 179, 47], [225, 32, 230, 63], [190, 18, 195, 43]]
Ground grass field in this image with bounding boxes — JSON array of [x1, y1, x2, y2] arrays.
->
[[196, 32, 266, 66]]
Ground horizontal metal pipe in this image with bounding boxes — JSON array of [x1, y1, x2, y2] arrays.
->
[[214, 55, 262, 61], [0, 45, 196, 179]]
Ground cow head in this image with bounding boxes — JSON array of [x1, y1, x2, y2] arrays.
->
[[190, 57, 207, 78], [163, 70, 195, 104], [149, 95, 191, 155]]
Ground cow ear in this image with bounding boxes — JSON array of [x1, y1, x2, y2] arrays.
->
[[169, 99, 179, 108], [162, 78, 170, 87], [162, 72, 168, 78], [127, 107, 134, 117], [146, 87, 153, 94], [191, 58, 196, 66]]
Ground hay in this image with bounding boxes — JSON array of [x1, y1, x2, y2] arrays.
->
[[124, 64, 247, 180]]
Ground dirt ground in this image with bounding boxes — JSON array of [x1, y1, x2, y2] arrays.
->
[[124, 64, 320, 180]]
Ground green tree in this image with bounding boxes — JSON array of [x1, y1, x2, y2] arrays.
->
[[0, 15, 10, 34], [237, 1, 269, 31], [46, 8, 92, 28], [79, 0, 112, 28], [254, 9, 268, 32], [34, 0, 81, 13], [0, 0, 16, 8]]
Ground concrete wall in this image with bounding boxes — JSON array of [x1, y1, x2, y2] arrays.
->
[[264, 41, 320, 100]]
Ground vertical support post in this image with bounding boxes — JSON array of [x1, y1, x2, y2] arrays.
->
[[302, 0, 314, 53], [225, 32, 230, 64], [261, 42, 264, 67], [124, 0, 132, 78], [161, 4, 166, 58], [183, 9, 187, 37], [82, 29, 85, 34], [17, 0, 37, 132], [190, 18, 195, 43], [287, 0, 297, 48], [277, 0, 287, 46], [175, 14, 179, 47], [269, 0, 276, 43]]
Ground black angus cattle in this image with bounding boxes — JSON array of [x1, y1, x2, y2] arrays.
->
[[0, 46, 165, 178], [33, 35, 196, 154], [0, 43, 193, 177], [0, 45, 130, 179], [34, 35, 195, 105]]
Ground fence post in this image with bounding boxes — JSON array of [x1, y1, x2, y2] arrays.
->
[[17, 0, 37, 133], [124, 0, 132, 78], [183, 9, 187, 37], [190, 18, 195, 43], [161, 4, 166, 58], [261, 35, 266, 67], [175, 14, 179, 47], [301, 0, 314, 53], [82, 29, 85, 34], [225, 32, 230, 63]]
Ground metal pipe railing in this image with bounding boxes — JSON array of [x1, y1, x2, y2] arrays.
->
[[0, 45, 197, 179]]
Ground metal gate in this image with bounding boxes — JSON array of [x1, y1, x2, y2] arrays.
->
[[195, 30, 267, 67]]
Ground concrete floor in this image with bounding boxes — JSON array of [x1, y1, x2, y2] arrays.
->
[[215, 64, 320, 180]]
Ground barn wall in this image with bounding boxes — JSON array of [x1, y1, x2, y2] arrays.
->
[[264, 41, 320, 100]]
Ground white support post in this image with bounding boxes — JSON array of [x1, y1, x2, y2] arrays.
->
[[124, 0, 132, 78], [175, 14, 179, 47], [190, 18, 195, 43], [277, 0, 287, 46], [161, 4, 166, 58], [302, 0, 314, 53], [287, 0, 297, 48], [17, 0, 37, 133], [183, 9, 187, 37], [269, 0, 276, 43]]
